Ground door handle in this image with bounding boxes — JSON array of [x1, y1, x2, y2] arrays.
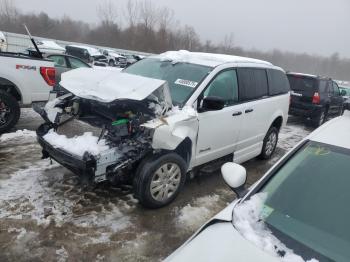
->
[[245, 109, 254, 113], [232, 111, 242, 116]]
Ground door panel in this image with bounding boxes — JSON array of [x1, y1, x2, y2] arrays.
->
[[195, 105, 244, 166], [194, 69, 243, 166], [234, 68, 270, 162]]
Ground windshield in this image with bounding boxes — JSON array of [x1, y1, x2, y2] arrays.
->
[[124, 58, 212, 105], [241, 141, 350, 261]]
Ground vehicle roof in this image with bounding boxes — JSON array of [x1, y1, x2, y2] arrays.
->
[[153, 50, 274, 68], [309, 111, 350, 149], [66, 45, 102, 56], [287, 72, 332, 80]]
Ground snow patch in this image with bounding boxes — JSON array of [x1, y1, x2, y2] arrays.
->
[[176, 194, 221, 231], [8, 227, 27, 240], [278, 124, 311, 151], [233, 193, 318, 262], [157, 50, 272, 67], [43, 130, 109, 157], [0, 129, 36, 142], [56, 246, 69, 262]]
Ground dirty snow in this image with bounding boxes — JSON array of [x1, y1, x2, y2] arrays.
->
[[233, 193, 318, 262], [0, 129, 36, 143], [278, 123, 312, 151], [56, 246, 69, 262], [176, 194, 221, 231], [43, 130, 109, 157]]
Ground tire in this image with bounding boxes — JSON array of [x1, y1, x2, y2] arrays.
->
[[0, 90, 20, 134], [108, 60, 115, 67], [312, 108, 327, 127], [259, 126, 278, 160], [133, 153, 187, 209]]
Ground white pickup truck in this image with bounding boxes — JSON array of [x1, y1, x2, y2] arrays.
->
[[0, 52, 56, 133]]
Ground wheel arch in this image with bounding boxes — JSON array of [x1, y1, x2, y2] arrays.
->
[[270, 115, 283, 131], [0, 77, 22, 102]]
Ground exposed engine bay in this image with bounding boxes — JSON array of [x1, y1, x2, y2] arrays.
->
[[37, 93, 167, 184]]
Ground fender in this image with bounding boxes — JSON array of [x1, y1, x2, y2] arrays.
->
[[0, 75, 24, 103], [143, 107, 199, 167], [267, 108, 286, 133]]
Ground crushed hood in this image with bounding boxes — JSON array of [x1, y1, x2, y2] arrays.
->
[[60, 68, 172, 106]]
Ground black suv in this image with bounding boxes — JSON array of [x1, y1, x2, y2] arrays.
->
[[287, 72, 344, 126]]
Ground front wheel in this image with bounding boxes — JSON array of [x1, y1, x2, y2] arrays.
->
[[0, 91, 20, 134], [133, 153, 187, 208], [259, 126, 278, 160], [108, 60, 115, 67]]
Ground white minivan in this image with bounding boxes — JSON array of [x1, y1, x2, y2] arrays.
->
[[37, 51, 290, 208]]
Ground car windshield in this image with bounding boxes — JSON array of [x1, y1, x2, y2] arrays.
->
[[242, 141, 350, 261], [124, 58, 212, 105]]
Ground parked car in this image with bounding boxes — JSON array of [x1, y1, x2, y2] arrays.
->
[[27, 40, 65, 57], [339, 85, 350, 111], [101, 49, 127, 67], [0, 31, 7, 52], [287, 72, 344, 127], [0, 49, 55, 133], [166, 111, 350, 262], [65, 45, 108, 66], [36, 51, 290, 208], [122, 53, 138, 66], [47, 54, 91, 83], [339, 85, 350, 99]]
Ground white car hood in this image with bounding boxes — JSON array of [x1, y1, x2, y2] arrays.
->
[[60, 68, 172, 105], [166, 222, 279, 262]]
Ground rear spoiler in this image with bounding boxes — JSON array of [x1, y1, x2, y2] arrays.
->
[[24, 24, 43, 59]]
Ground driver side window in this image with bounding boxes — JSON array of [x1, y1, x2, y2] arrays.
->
[[203, 69, 238, 106]]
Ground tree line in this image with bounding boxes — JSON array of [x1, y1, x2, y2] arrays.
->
[[0, 0, 349, 81]]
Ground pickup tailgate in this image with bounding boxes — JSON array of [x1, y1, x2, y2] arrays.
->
[[0, 54, 55, 104]]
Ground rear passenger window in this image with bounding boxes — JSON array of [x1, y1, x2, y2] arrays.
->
[[268, 69, 290, 95], [237, 68, 268, 101]]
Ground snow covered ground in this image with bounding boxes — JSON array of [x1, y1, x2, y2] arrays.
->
[[0, 111, 313, 261]]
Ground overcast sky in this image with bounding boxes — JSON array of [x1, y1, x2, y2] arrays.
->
[[15, 0, 350, 58]]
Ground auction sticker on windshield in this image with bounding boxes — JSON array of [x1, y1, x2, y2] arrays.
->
[[175, 79, 198, 88]]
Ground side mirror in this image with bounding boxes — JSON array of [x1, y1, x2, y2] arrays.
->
[[221, 162, 247, 198], [341, 90, 347, 96], [199, 96, 225, 112]]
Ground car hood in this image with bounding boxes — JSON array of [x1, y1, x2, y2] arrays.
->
[[165, 222, 279, 262], [60, 68, 172, 106]]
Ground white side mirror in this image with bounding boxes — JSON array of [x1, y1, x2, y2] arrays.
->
[[221, 162, 247, 196]]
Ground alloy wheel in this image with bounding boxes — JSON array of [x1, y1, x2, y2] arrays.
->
[[0, 99, 10, 126], [150, 163, 181, 202], [265, 132, 277, 156]]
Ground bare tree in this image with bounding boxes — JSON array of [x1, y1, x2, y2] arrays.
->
[[221, 33, 235, 52], [0, 0, 18, 22], [124, 0, 139, 27], [139, 0, 158, 30], [97, 0, 118, 26]]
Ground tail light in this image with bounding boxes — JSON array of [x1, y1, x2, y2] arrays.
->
[[40, 67, 56, 86], [312, 92, 320, 104]]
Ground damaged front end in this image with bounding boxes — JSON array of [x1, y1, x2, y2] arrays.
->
[[36, 69, 172, 184]]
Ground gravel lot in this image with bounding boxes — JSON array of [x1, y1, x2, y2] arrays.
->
[[0, 109, 313, 262]]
